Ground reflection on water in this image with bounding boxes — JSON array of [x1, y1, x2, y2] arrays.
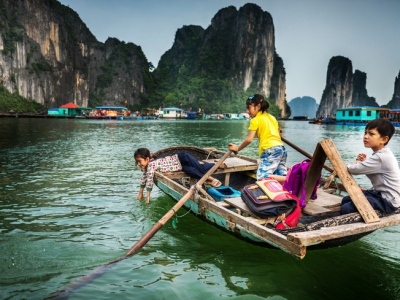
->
[[0, 118, 399, 299]]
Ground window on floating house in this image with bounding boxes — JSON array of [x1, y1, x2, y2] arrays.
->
[[349, 111, 353, 116], [367, 111, 372, 116], [355, 110, 360, 116]]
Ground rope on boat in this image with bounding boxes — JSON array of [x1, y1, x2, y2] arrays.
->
[[171, 184, 200, 229], [205, 149, 217, 160], [171, 198, 193, 229]]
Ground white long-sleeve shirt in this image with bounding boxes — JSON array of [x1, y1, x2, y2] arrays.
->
[[347, 146, 400, 208]]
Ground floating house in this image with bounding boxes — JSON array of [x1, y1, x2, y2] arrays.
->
[[158, 107, 186, 119], [140, 108, 158, 117], [223, 113, 240, 120], [335, 106, 389, 124], [76, 107, 92, 116], [186, 111, 197, 119], [387, 109, 400, 122], [239, 112, 250, 119], [47, 108, 60, 116], [47, 102, 80, 116], [59, 102, 79, 116]]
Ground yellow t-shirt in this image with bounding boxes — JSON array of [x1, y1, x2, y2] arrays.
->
[[248, 111, 283, 156]]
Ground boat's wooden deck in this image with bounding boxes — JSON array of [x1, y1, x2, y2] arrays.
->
[[222, 188, 342, 223], [164, 155, 343, 219], [154, 142, 399, 258]]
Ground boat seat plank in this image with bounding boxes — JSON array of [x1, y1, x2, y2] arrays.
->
[[312, 189, 342, 208], [224, 197, 255, 216], [203, 157, 257, 169], [303, 202, 332, 216]]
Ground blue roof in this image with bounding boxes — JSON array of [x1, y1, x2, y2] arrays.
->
[[48, 108, 59, 111], [162, 107, 184, 111], [337, 106, 388, 111]]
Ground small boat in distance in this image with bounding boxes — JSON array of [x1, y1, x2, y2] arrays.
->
[[292, 115, 308, 121], [153, 142, 400, 259]]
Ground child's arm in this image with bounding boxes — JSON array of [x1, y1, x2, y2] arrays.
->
[[136, 187, 144, 200], [348, 154, 380, 175], [229, 130, 256, 154], [145, 190, 151, 203]]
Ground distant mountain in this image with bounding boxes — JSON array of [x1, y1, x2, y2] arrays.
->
[[287, 96, 319, 119]]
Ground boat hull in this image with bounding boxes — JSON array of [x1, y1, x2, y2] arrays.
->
[[153, 146, 400, 259]]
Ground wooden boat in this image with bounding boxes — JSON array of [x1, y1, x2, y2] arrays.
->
[[153, 140, 400, 259]]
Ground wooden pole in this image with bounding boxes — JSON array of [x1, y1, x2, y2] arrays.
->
[[46, 151, 232, 299], [281, 136, 334, 173]]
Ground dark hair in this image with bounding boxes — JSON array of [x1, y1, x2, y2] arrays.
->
[[246, 94, 269, 113], [365, 119, 395, 145], [134, 148, 151, 160]]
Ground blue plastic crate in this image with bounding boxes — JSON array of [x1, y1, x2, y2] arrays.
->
[[206, 186, 241, 202]]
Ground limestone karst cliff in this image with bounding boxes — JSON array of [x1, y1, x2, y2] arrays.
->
[[351, 70, 378, 107], [0, 0, 151, 108], [316, 56, 379, 118], [152, 3, 288, 116], [387, 70, 400, 108]]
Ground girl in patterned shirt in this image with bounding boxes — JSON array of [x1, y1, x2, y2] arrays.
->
[[134, 148, 222, 203]]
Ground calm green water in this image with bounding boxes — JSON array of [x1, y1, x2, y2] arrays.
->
[[1, 118, 400, 300]]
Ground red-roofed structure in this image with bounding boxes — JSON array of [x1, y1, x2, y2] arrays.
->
[[60, 102, 79, 108]]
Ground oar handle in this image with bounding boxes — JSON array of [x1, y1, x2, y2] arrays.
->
[[281, 137, 334, 173]]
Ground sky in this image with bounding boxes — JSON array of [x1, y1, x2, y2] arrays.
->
[[58, 0, 400, 105]]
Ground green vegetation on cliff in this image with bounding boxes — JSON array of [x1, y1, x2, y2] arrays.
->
[[0, 0, 24, 56], [147, 23, 282, 117], [0, 85, 44, 113]]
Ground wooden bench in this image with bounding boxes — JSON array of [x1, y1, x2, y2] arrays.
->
[[202, 157, 258, 185]]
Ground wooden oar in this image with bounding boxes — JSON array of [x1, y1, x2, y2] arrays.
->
[[281, 136, 334, 173], [47, 150, 232, 299]]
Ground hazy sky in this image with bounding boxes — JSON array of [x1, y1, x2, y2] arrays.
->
[[58, 0, 400, 105]]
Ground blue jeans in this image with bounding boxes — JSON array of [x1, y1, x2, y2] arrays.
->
[[340, 189, 397, 214], [257, 146, 287, 180], [177, 152, 214, 179]]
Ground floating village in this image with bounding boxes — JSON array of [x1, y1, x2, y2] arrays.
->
[[2, 102, 400, 127]]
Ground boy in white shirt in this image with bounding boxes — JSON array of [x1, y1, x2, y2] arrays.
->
[[341, 119, 400, 214]]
